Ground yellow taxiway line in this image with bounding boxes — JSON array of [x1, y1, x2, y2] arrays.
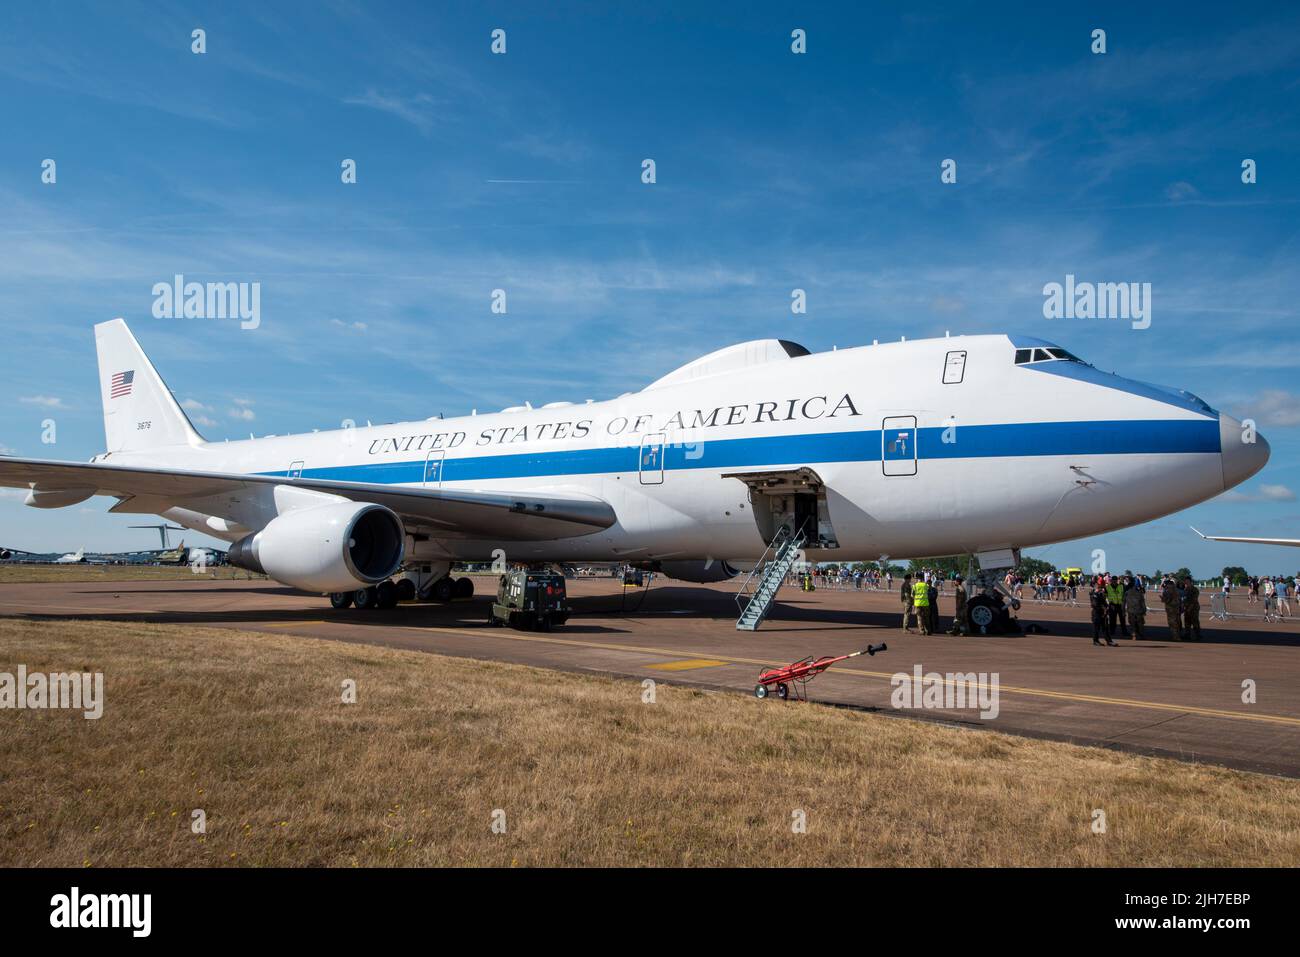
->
[[418, 625, 1300, 728], [3, 599, 1296, 728]]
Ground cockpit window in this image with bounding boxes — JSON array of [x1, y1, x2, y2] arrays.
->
[[1015, 345, 1087, 366]]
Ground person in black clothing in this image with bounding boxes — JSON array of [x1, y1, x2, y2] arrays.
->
[[1091, 582, 1117, 646]]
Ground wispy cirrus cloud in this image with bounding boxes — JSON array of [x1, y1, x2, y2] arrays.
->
[[1221, 484, 1296, 503], [343, 89, 439, 134]]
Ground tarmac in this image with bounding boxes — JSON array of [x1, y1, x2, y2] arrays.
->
[[2, 575, 1298, 777]]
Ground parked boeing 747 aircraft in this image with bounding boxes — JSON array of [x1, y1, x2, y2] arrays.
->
[[0, 320, 1270, 629]]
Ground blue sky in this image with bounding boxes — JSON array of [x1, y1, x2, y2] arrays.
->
[[1, 1, 1298, 576]]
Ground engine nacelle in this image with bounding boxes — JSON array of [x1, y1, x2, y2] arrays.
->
[[657, 559, 742, 583], [228, 501, 404, 592]]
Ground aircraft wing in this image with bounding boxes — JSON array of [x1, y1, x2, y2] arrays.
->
[[1190, 527, 1300, 548], [0, 455, 617, 541]]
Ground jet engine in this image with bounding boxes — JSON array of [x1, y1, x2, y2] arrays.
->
[[656, 559, 743, 583], [227, 501, 404, 592]]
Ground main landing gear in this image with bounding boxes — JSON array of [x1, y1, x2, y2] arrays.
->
[[328, 575, 475, 611]]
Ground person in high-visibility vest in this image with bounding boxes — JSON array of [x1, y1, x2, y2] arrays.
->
[[1104, 575, 1127, 637], [912, 578, 931, 635]]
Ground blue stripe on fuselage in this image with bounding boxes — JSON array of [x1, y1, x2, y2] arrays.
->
[[262, 418, 1220, 485]]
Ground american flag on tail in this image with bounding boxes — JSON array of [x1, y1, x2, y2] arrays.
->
[[110, 370, 134, 398]]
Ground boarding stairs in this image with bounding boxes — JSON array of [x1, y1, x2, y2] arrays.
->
[[735, 525, 807, 631]]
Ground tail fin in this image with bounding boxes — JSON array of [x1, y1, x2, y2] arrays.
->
[[95, 318, 206, 453]]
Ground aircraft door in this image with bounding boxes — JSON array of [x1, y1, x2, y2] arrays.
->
[[882, 416, 917, 476], [287, 460, 304, 480], [793, 493, 818, 540], [639, 433, 666, 485], [423, 450, 445, 487]]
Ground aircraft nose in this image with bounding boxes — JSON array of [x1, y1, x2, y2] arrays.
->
[[1219, 413, 1270, 491]]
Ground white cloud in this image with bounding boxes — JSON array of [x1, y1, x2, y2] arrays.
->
[[1245, 390, 1300, 427], [342, 89, 438, 135], [181, 398, 219, 428], [19, 395, 65, 409], [1222, 483, 1296, 503], [228, 399, 255, 422], [330, 319, 368, 332]]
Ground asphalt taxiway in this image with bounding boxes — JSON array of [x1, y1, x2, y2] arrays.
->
[[2, 576, 1297, 776]]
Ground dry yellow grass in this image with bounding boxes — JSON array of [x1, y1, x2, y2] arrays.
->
[[1, 617, 1297, 867], [0, 564, 266, 584]]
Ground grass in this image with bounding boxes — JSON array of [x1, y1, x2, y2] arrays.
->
[[1, 617, 1297, 867], [0, 564, 266, 584]]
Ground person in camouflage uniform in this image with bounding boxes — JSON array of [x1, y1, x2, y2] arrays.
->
[[1182, 576, 1202, 641], [1122, 574, 1146, 640], [948, 576, 968, 636], [1160, 577, 1183, 641], [901, 574, 916, 632]]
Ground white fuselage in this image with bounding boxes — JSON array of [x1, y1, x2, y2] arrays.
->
[[106, 335, 1253, 566]]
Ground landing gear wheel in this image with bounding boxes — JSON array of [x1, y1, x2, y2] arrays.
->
[[454, 576, 474, 599], [394, 578, 416, 602], [354, 586, 378, 610], [776, 683, 790, 700], [375, 580, 398, 609], [754, 684, 769, 699], [329, 591, 353, 610], [966, 595, 1000, 636], [430, 577, 455, 603]]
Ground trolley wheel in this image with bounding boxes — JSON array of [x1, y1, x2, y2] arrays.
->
[[329, 591, 353, 610], [754, 684, 769, 699], [776, 683, 790, 700], [353, 586, 378, 610], [454, 576, 474, 599], [394, 578, 416, 602]]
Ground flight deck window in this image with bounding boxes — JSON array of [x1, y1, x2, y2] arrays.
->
[[1016, 345, 1087, 366]]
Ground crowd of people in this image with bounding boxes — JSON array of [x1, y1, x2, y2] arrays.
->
[[898, 569, 969, 636], [1226, 575, 1298, 619], [788, 562, 1297, 638], [1084, 572, 1201, 644]]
